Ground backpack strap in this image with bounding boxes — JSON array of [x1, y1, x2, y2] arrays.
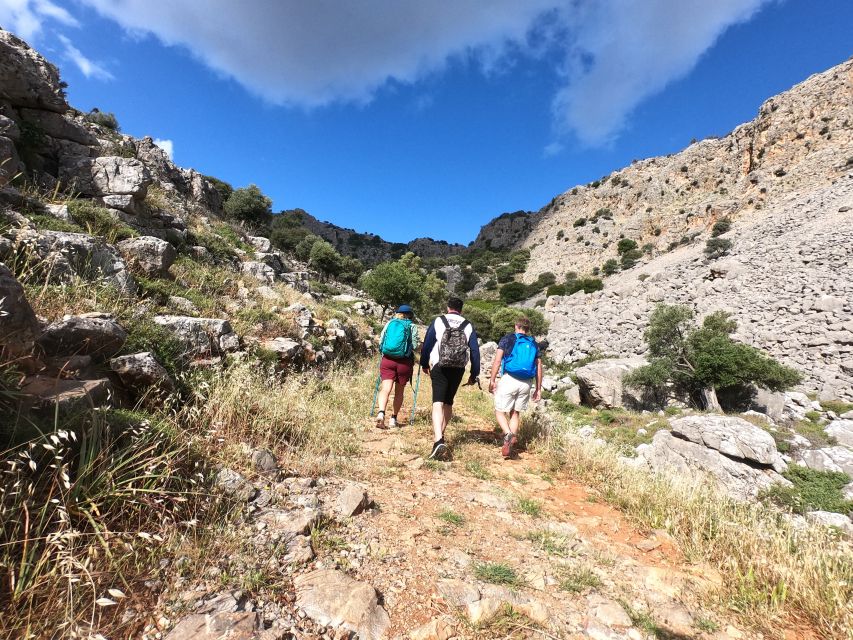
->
[[440, 315, 450, 329], [459, 320, 470, 332]]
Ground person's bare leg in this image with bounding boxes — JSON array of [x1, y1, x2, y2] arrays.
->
[[392, 382, 405, 420], [442, 404, 453, 436], [376, 379, 393, 424], [509, 409, 520, 437], [432, 402, 445, 442], [495, 410, 511, 435]]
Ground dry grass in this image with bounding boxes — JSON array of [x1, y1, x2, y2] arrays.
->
[[538, 412, 853, 638]]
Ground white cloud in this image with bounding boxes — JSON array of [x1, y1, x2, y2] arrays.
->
[[0, 0, 78, 40], [153, 138, 174, 159], [543, 141, 564, 157], [57, 34, 113, 80], [552, 0, 774, 145], [6, 0, 774, 146]]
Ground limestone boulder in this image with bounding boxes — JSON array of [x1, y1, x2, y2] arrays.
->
[[109, 352, 173, 391], [0, 262, 39, 355], [335, 482, 370, 517], [59, 156, 151, 198], [164, 612, 260, 640], [1, 228, 135, 292], [479, 341, 497, 377], [214, 468, 257, 502], [241, 260, 276, 284], [642, 431, 789, 500], [21, 376, 112, 415], [153, 315, 239, 357], [670, 415, 786, 471], [0, 30, 67, 111], [37, 314, 127, 361], [806, 511, 853, 536], [18, 108, 95, 145], [575, 357, 647, 409], [247, 235, 271, 252], [116, 236, 176, 276], [798, 447, 853, 476], [294, 569, 390, 640], [262, 337, 304, 363], [825, 420, 853, 448]]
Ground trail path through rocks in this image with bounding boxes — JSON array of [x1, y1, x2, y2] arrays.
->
[[329, 382, 816, 640]]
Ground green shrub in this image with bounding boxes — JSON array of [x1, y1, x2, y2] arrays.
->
[[463, 306, 493, 342], [84, 109, 119, 130], [121, 316, 188, 378], [547, 284, 567, 296], [617, 238, 638, 255], [573, 217, 587, 227], [620, 248, 643, 269], [223, 184, 272, 227], [499, 281, 527, 304], [67, 200, 137, 242], [711, 219, 732, 237], [566, 277, 603, 295], [495, 264, 515, 283], [602, 259, 620, 276], [762, 467, 853, 515], [625, 305, 801, 410], [705, 237, 733, 260], [490, 307, 548, 342]]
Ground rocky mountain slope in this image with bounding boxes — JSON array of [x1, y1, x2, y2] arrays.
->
[[473, 58, 853, 401], [296, 208, 465, 265]]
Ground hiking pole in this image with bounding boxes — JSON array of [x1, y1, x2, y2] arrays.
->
[[369, 352, 383, 417], [410, 364, 421, 425]]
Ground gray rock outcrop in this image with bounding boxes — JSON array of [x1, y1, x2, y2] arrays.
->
[[116, 236, 176, 276], [294, 569, 390, 640], [0, 30, 67, 112], [574, 357, 647, 408], [109, 352, 173, 391], [798, 447, 853, 475], [670, 415, 787, 471], [153, 315, 240, 357], [0, 262, 39, 355], [642, 430, 788, 500], [37, 314, 127, 361], [59, 156, 152, 198]]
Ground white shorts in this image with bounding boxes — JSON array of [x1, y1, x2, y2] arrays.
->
[[494, 374, 534, 413]]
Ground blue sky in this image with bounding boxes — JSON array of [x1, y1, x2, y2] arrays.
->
[[2, 1, 851, 244]]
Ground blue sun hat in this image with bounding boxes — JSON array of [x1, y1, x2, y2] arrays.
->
[[396, 304, 413, 314]]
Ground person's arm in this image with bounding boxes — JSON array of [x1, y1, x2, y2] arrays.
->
[[489, 348, 504, 393], [467, 326, 480, 383], [420, 322, 436, 372], [533, 357, 543, 402]]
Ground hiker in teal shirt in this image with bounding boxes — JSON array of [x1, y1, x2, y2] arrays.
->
[[375, 305, 418, 428]]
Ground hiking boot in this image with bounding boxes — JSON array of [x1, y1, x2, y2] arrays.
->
[[375, 411, 386, 429], [501, 433, 513, 459], [429, 442, 448, 460]]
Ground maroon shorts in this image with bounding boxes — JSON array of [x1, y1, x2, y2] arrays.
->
[[379, 355, 414, 385]]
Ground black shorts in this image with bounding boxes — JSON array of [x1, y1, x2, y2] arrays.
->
[[430, 366, 465, 405]]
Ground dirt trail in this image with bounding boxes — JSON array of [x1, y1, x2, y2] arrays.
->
[[333, 381, 756, 640]]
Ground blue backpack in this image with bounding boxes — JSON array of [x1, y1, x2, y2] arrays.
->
[[381, 318, 413, 358], [502, 334, 538, 379]]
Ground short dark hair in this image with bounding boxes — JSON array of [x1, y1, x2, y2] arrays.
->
[[447, 296, 463, 312], [514, 316, 531, 331]]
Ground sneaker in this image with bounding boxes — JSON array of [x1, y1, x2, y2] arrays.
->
[[375, 411, 386, 429], [389, 416, 398, 428], [429, 442, 448, 460], [501, 433, 514, 459]]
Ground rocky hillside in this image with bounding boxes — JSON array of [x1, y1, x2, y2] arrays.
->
[[296, 208, 465, 265], [472, 58, 853, 401]]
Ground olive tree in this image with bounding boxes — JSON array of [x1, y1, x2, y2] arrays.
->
[[625, 304, 801, 411]]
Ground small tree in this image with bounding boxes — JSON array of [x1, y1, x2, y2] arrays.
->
[[602, 259, 620, 276], [224, 184, 272, 227], [308, 239, 343, 279], [295, 233, 321, 262], [704, 237, 732, 260], [711, 219, 732, 237], [625, 304, 801, 411], [490, 307, 549, 342]]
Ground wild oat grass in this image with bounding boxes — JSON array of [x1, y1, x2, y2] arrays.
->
[[179, 359, 374, 476], [539, 413, 853, 638], [0, 411, 214, 639]]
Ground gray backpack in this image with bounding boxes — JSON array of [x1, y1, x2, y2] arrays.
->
[[437, 316, 469, 368]]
